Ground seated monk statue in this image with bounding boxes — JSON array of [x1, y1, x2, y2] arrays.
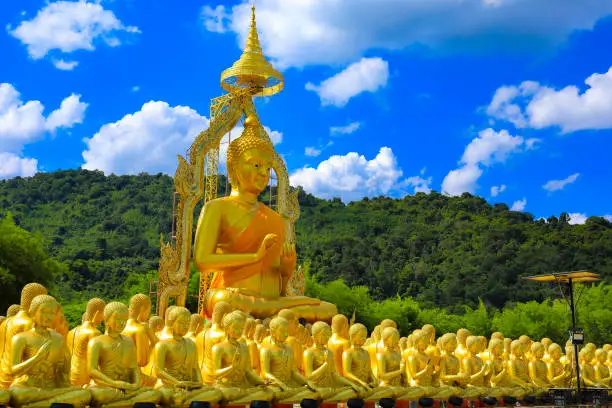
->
[[303, 322, 359, 402], [376, 327, 423, 400], [260, 317, 320, 403], [149, 316, 164, 340], [0, 282, 48, 388], [185, 314, 204, 342], [579, 348, 607, 388], [153, 307, 223, 407], [342, 323, 397, 401], [88, 302, 162, 408], [407, 330, 456, 399], [507, 340, 538, 396], [460, 336, 490, 398], [8, 294, 91, 408], [122, 294, 157, 386], [193, 114, 337, 322], [438, 334, 470, 391], [212, 310, 274, 404], [329, 314, 351, 376], [594, 349, 611, 387], [528, 342, 552, 393], [547, 343, 571, 388], [241, 317, 261, 374], [202, 301, 234, 384], [487, 338, 524, 398], [69, 298, 105, 386]]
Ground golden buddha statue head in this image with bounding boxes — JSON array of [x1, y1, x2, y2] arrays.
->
[[504, 337, 512, 352], [414, 330, 430, 352], [189, 314, 205, 334], [165, 305, 178, 321], [519, 335, 532, 350], [254, 323, 267, 344], [381, 327, 400, 349], [579, 348, 593, 364], [222, 311, 247, 340], [594, 349, 606, 364], [278, 309, 298, 333], [456, 328, 471, 345], [311, 321, 332, 346], [227, 114, 275, 194], [491, 332, 504, 341], [548, 343, 562, 360], [422, 324, 435, 343], [211, 301, 234, 325], [21, 283, 48, 311], [466, 336, 481, 355], [531, 342, 545, 360], [489, 338, 503, 358], [166, 306, 191, 337], [29, 294, 58, 328], [349, 323, 368, 347], [585, 342, 596, 352], [244, 317, 256, 339], [440, 333, 457, 354], [380, 319, 397, 330], [6, 304, 20, 317], [129, 294, 151, 321], [104, 302, 129, 333], [85, 298, 106, 325], [510, 339, 524, 356], [269, 316, 289, 343], [331, 314, 349, 338], [399, 337, 408, 351], [540, 337, 552, 349], [150, 315, 164, 332]]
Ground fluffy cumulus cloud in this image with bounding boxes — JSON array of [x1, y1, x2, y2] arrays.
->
[[306, 58, 389, 107], [82, 101, 282, 176], [0, 152, 38, 180], [0, 83, 87, 151], [511, 198, 527, 211], [404, 175, 432, 194], [442, 128, 537, 196], [487, 66, 612, 133], [290, 147, 404, 202], [201, 0, 612, 68], [542, 173, 580, 192], [568, 213, 588, 225], [330, 121, 361, 136], [9, 1, 139, 68], [490, 184, 506, 197]]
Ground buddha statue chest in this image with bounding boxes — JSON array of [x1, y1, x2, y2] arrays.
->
[[350, 349, 372, 380], [163, 339, 192, 380], [97, 336, 134, 381], [217, 342, 251, 386]]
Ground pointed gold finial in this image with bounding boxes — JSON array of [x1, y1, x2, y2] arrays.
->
[[220, 3, 283, 97]]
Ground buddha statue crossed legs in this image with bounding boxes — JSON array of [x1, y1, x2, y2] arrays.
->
[[8, 295, 91, 408], [194, 114, 337, 322], [88, 302, 161, 408], [153, 307, 223, 407]]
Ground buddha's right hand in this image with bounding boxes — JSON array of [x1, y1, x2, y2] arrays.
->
[[257, 234, 278, 260], [115, 381, 137, 391]]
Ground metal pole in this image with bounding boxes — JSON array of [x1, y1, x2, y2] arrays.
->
[[569, 277, 581, 395]]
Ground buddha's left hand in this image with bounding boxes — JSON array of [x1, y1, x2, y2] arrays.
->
[[280, 242, 296, 274]]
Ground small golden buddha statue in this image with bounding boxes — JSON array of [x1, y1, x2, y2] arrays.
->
[[528, 342, 552, 393], [303, 321, 359, 402], [540, 338, 553, 363], [185, 314, 204, 342], [202, 301, 234, 384], [546, 343, 571, 388], [122, 294, 157, 386], [406, 330, 454, 399], [243, 317, 261, 373], [149, 316, 164, 339], [68, 297, 105, 386], [8, 294, 91, 408], [0, 282, 48, 388], [278, 309, 304, 374], [487, 338, 524, 398], [212, 310, 273, 404], [376, 327, 419, 399], [459, 336, 489, 398], [579, 348, 606, 388], [153, 306, 223, 407], [260, 317, 320, 403], [6, 304, 20, 318], [193, 114, 337, 322], [88, 302, 162, 408], [455, 328, 471, 363], [342, 323, 395, 400], [329, 314, 351, 376], [503, 338, 512, 361], [366, 326, 382, 377], [438, 333, 469, 389], [593, 349, 611, 388], [507, 340, 536, 395], [519, 335, 533, 362]]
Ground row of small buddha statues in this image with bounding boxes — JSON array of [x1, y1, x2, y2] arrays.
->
[[0, 284, 610, 408]]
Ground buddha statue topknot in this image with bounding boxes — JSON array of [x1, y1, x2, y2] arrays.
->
[[194, 114, 337, 322]]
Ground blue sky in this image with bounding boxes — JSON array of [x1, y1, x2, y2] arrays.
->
[[1, 0, 612, 223]]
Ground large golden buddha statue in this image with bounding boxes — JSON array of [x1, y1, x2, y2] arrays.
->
[[193, 114, 337, 322]]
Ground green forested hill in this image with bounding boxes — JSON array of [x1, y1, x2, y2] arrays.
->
[[0, 169, 611, 342]]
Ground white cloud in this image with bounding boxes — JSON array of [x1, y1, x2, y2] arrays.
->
[[46, 94, 88, 132], [542, 173, 580, 192], [490, 184, 506, 197], [330, 121, 361, 136], [604, 215, 612, 223], [202, 0, 612, 68], [0, 83, 85, 152], [305, 147, 321, 157], [0, 152, 38, 180], [9, 1, 139, 68], [511, 198, 527, 211], [404, 175, 432, 194], [305, 58, 389, 107], [52, 59, 78, 70], [568, 213, 588, 225], [290, 147, 404, 202], [487, 66, 612, 133], [442, 128, 536, 196], [82, 102, 282, 176]]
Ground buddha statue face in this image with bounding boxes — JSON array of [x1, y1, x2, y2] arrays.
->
[[489, 339, 503, 358], [234, 148, 273, 195], [531, 342, 545, 359], [422, 324, 435, 344], [466, 336, 480, 355], [382, 327, 399, 350], [415, 332, 429, 352], [349, 324, 367, 348], [106, 304, 129, 334], [170, 310, 191, 337], [225, 312, 246, 340], [270, 317, 289, 343], [312, 322, 332, 347], [511, 340, 524, 356], [442, 334, 457, 354], [549, 344, 562, 361], [595, 349, 606, 363], [31, 296, 58, 329]]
